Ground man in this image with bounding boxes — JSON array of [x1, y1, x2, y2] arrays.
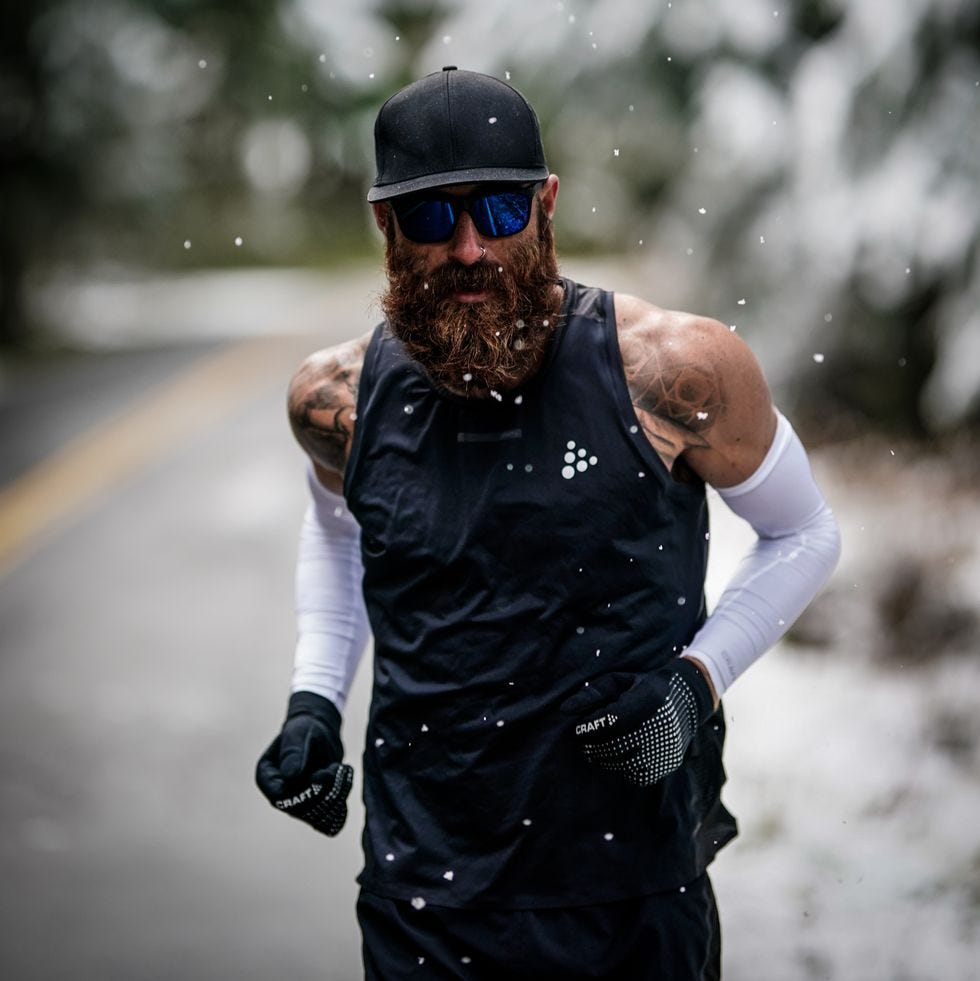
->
[[256, 67, 841, 979]]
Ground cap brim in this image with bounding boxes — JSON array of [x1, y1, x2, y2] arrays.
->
[[367, 165, 549, 202]]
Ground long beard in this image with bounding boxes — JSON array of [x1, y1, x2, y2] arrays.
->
[[380, 208, 562, 394]]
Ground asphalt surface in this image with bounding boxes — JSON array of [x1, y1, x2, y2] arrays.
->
[[0, 266, 387, 981]]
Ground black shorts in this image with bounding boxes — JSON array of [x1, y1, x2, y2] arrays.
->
[[357, 874, 721, 981]]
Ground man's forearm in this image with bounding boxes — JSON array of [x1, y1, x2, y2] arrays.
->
[[291, 464, 371, 711], [684, 413, 842, 697]]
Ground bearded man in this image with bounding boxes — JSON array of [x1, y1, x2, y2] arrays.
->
[[256, 67, 841, 980]]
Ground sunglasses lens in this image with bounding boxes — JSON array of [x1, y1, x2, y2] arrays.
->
[[394, 198, 458, 244], [393, 187, 536, 243], [471, 191, 533, 238]]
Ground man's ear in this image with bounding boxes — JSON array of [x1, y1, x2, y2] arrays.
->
[[538, 174, 559, 220], [371, 202, 390, 234]]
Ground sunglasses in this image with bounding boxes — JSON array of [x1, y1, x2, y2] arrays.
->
[[391, 183, 542, 244]]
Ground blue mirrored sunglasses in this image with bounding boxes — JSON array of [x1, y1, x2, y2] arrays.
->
[[391, 183, 542, 244]]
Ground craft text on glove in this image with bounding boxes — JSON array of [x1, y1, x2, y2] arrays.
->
[[560, 658, 714, 786], [255, 691, 354, 837]]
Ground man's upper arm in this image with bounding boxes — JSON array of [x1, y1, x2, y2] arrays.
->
[[617, 294, 777, 489], [287, 332, 371, 494], [676, 319, 777, 489]]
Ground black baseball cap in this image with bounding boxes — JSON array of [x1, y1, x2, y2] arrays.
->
[[367, 66, 549, 202]]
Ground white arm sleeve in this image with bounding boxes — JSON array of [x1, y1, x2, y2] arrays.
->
[[289, 464, 371, 712], [684, 412, 842, 697]]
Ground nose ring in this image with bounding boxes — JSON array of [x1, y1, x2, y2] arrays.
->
[[479, 245, 487, 260]]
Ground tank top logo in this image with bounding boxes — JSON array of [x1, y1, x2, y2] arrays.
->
[[561, 439, 599, 479]]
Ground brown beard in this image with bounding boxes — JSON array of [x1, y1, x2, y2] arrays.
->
[[380, 203, 562, 395]]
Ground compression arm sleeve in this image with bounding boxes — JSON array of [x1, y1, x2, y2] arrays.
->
[[684, 412, 842, 698], [289, 464, 371, 712]]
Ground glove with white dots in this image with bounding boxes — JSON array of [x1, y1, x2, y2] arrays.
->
[[255, 691, 354, 836], [560, 658, 715, 786]]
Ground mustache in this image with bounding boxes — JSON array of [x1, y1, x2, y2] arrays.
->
[[424, 259, 502, 297]]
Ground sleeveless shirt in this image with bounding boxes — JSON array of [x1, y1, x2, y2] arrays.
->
[[344, 278, 737, 909]]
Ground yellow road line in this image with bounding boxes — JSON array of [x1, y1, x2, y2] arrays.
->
[[0, 335, 312, 577]]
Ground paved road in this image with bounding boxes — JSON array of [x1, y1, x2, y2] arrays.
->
[[0, 266, 387, 981]]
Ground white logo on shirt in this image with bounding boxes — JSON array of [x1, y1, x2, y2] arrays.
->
[[562, 440, 598, 480]]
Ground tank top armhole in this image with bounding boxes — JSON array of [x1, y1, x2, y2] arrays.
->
[[600, 291, 705, 497], [342, 322, 386, 500]]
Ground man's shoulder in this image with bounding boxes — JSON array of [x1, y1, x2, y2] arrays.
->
[[613, 292, 736, 363], [288, 331, 374, 402], [287, 330, 374, 480], [611, 291, 776, 486]]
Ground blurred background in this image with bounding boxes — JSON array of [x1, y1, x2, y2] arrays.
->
[[1, 1, 978, 978]]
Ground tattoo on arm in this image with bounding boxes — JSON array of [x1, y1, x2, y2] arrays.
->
[[288, 358, 360, 475], [624, 347, 723, 458]]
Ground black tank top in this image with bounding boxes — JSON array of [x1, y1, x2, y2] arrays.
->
[[344, 278, 736, 909]]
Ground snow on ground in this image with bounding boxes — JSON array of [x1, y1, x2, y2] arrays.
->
[[708, 441, 980, 981]]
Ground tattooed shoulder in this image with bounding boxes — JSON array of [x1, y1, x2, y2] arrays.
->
[[616, 297, 727, 474], [288, 333, 370, 476]]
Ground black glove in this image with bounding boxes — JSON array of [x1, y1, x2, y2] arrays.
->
[[560, 658, 714, 786], [255, 691, 354, 836]]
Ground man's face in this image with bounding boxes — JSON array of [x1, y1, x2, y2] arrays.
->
[[377, 179, 562, 395]]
